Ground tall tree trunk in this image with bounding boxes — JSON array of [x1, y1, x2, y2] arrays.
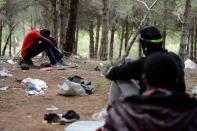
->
[[22, 20, 25, 38], [13, 35, 16, 55], [9, 30, 12, 57], [179, 0, 191, 60], [124, 17, 129, 51], [30, 14, 33, 30], [194, 21, 197, 61], [59, 0, 66, 49], [109, 24, 115, 60], [62, 0, 79, 56], [50, 0, 58, 38], [3, 31, 12, 56], [118, 23, 125, 59], [73, 28, 78, 55], [162, 0, 167, 48], [94, 16, 101, 58], [190, 26, 194, 60], [100, 0, 109, 60], [0, 21, 3, 56], [89, 22, 94, 59]]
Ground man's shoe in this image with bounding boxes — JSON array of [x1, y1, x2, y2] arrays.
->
[[58, 60, 70, 66], [52, 62, 66, 70], [18, 59, 33, 65], [62, 110, 80, 122], [43, 113, 66, 125]]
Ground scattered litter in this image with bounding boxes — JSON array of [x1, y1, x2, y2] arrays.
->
[[22, 78, 48, 91], [192, 86, 197, 95], [46, 105, 59, 111], [99, 63, 104, 67], [65, 121, 105, 131], [57, 79, 87, 96], [185, 59, 196, 69], [0, 67, 13, 77], [0, 86, 9, 91], [7, 59, 16, 64], [26, 115, 32, 118], [92, 107, 107, 121], [40, 67, 52, 71], [22, 78, 48, 96]]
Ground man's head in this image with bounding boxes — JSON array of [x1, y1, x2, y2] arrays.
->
[[142, 52, 178, 91], [139, 26, 163, 56], [40, 29, 50, 38]]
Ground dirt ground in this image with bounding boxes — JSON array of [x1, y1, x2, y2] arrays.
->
[[0, 57, 197, 131]]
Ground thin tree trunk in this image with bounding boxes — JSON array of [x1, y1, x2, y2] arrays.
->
[[94, 16, 101, 58], [89, 22, 94, 59], [109, 24, 115, 60], [9, 30, 12, 57], [187, 30, 190, 53], [3, 25, 16, 56], [0, 21, 3, 56], [62, 0, 79, 56], [194, 21, 197, 61], [100, 0, 109, 60], [125, 0, 159, 57], [179, 0, 191, 60], [50, 0, 58, 38], [162, 0, 167, 48], [30, 14, 33, 30], [59, 0, 66, 49], [22, 20, 25, 38], [118, 23, 125, 59], [13, 35, 16, 55], [73, 28, 78, 55], [190, 26, 194, 60], [124, 17, 129, 51], [3, 32, 12, 56]]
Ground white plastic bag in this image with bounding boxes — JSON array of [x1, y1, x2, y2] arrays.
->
[[92, 107, 107, 121], [192, 86, 197, 95], [22, 78, 48, 96], [0, 67, 13, 77], [185, 59, 196, 69], [22, 77, 48, 91], [57, 79, 87, 96]]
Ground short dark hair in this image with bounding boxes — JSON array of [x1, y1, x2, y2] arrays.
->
[[139, 26, 163, 55], [144, 52, 178, 89], [40, 29, 50, 37]]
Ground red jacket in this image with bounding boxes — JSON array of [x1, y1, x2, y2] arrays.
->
[[104, 93, 197, 131]]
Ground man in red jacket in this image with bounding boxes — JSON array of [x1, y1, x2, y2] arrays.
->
[[20, 29, 66, 68], [103, 53, 197, 131]]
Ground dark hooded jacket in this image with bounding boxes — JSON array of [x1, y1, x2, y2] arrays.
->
[[104, 93, 197, 131], [105, 50, 185, 93]]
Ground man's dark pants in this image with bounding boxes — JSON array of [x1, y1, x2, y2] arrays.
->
[[24, 42, 62, 65]]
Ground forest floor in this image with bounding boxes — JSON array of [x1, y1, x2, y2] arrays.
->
[[0, 57, 197, 131]]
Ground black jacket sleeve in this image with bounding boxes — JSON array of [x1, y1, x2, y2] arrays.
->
[[168, 52, 186, 93], [105, 58, 145, 81]]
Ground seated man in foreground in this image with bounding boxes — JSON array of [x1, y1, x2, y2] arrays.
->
[[20, 29, 66, 68], [104, 53, 197, 131], [105, 26, 185, 110]]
